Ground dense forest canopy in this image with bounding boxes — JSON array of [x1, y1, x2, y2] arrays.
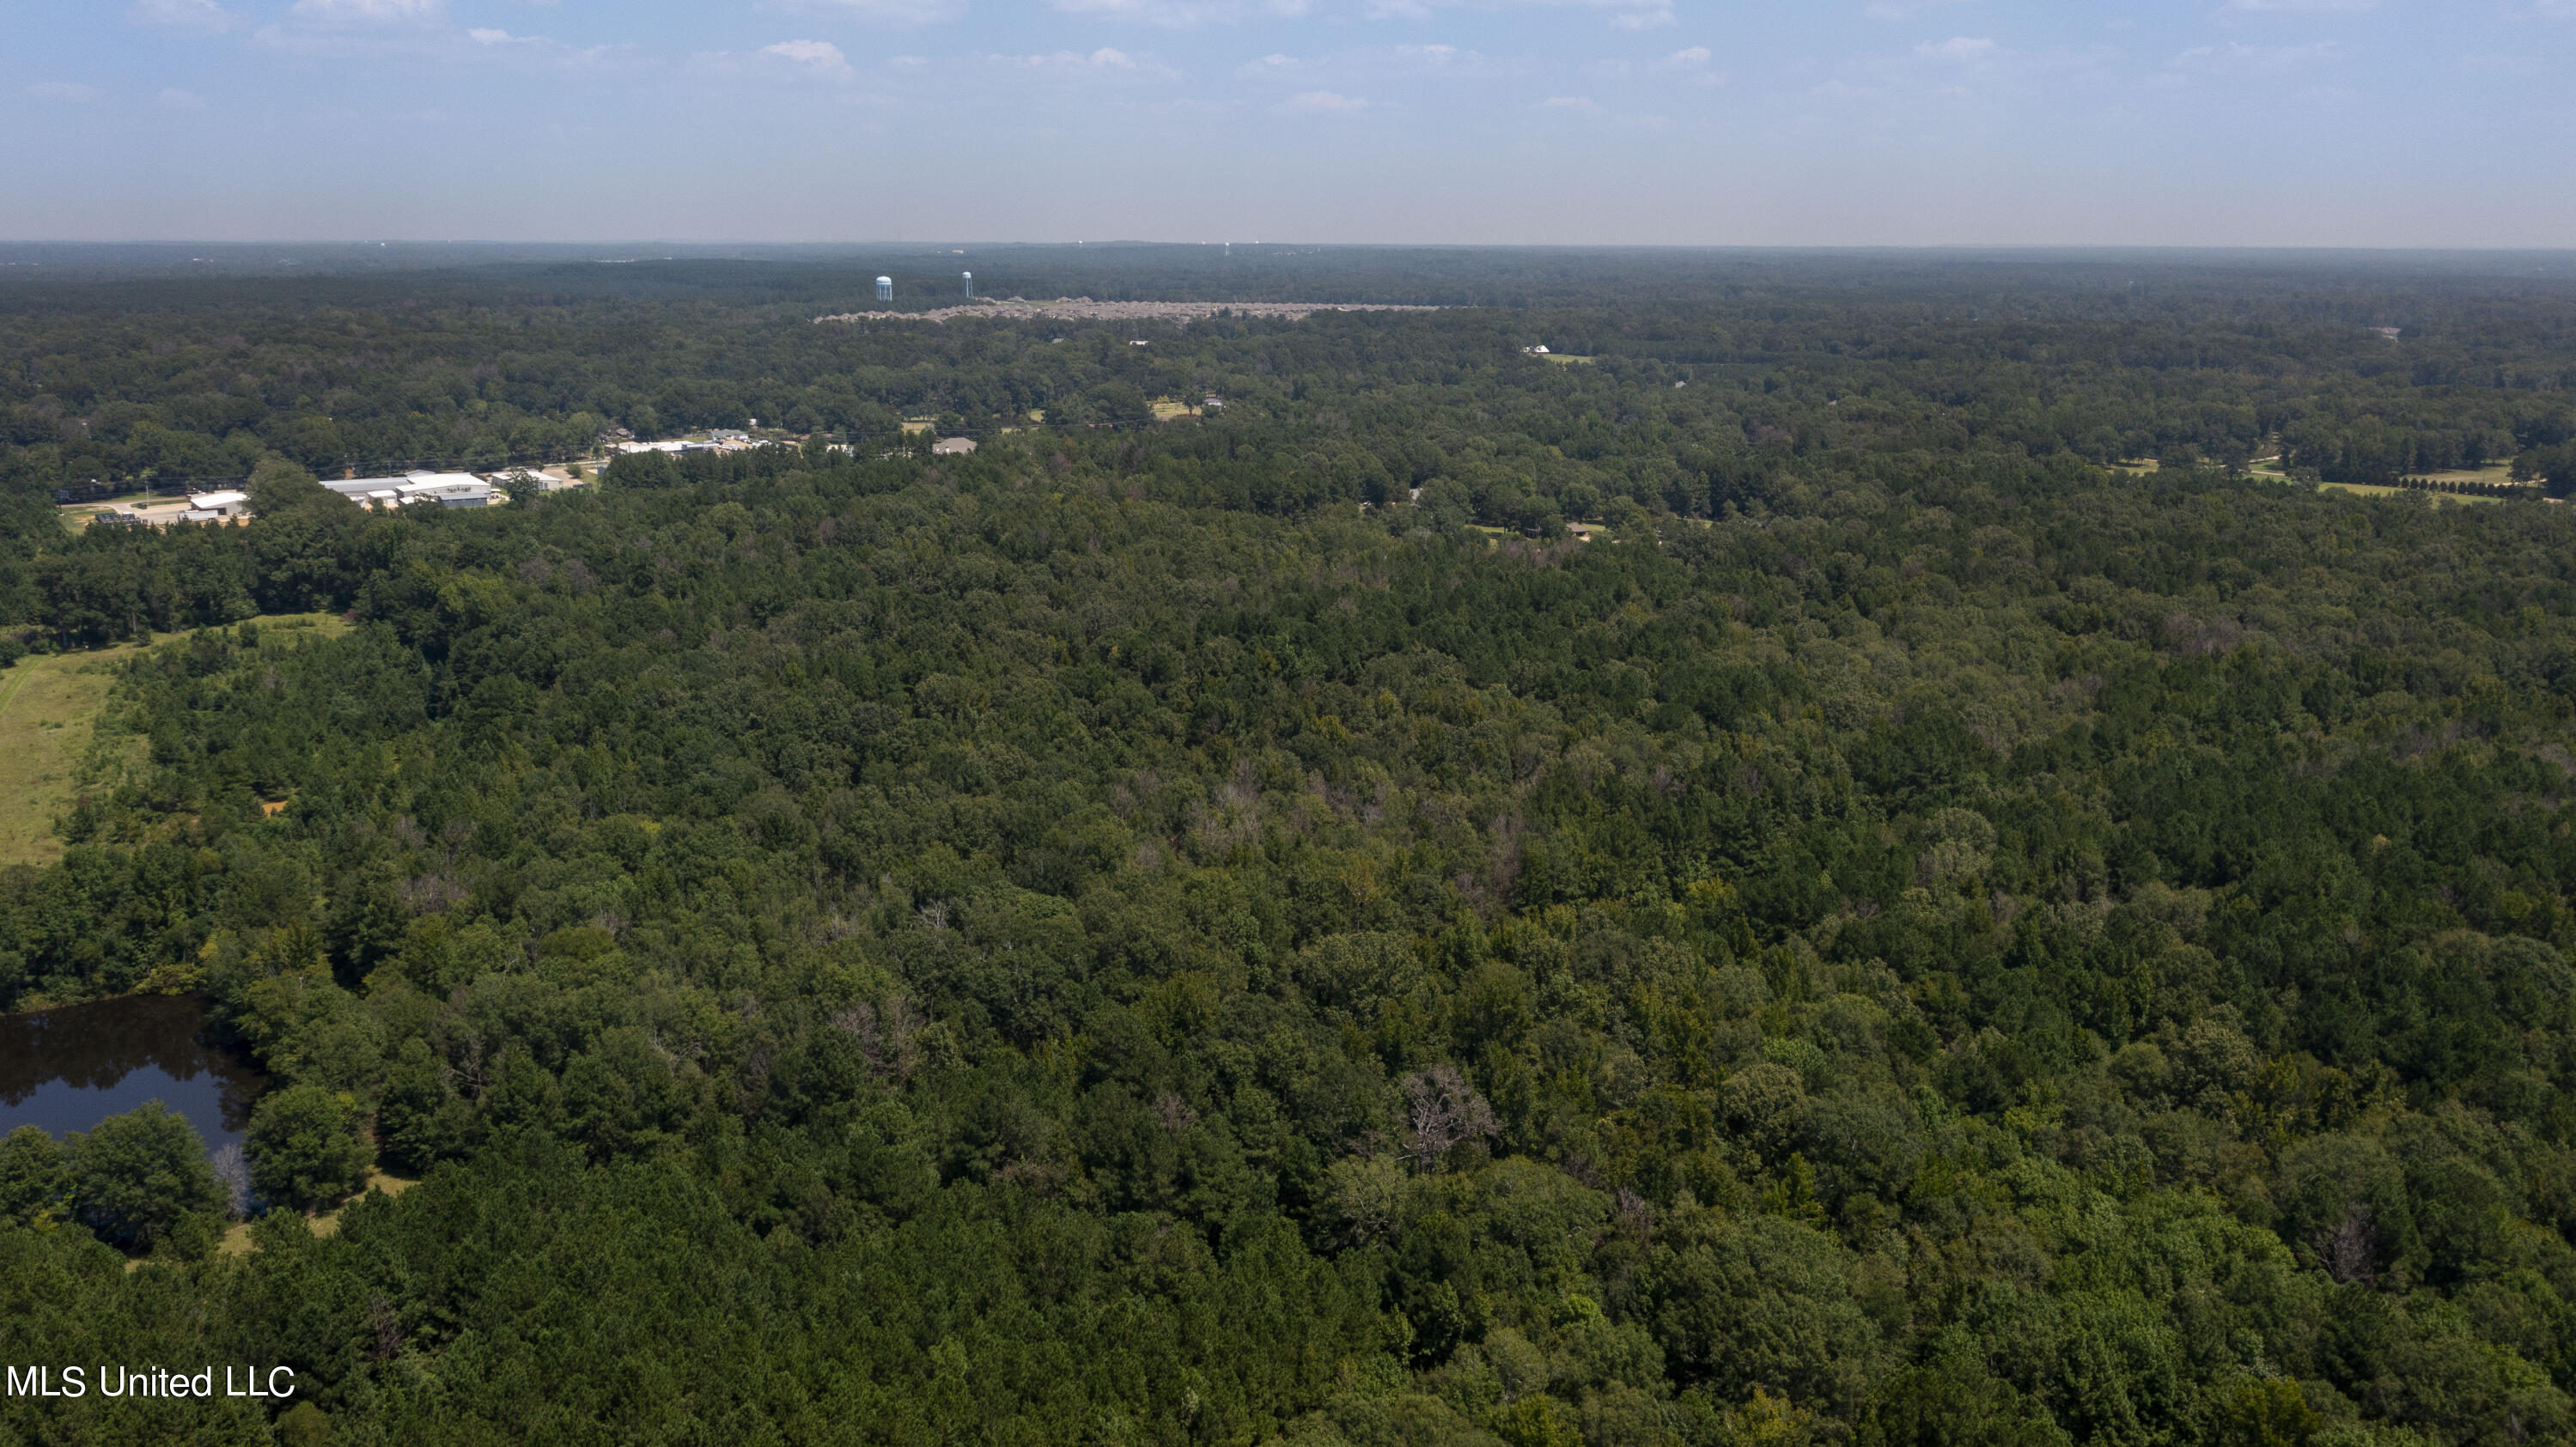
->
[[5, 249, 2576, 1446]]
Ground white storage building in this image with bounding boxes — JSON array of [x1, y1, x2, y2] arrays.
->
[[322, 471, 499, 508]]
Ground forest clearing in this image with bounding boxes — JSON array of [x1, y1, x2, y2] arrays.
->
[[0, 648, 125, 866]]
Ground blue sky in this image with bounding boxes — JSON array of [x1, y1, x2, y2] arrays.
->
[[6, 0, 2573, 245]]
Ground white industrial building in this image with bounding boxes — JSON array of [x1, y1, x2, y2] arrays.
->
[[613, 434, 756, 458], [488, 465, 589, 494], [322, 471, 502, 509]]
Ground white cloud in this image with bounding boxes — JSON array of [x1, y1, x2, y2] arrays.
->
[[1241, 43, 1519, 87], [764, 39, 852, 73], [1039, 45, 1131, 66], [27, 82, 100, 102], [769, 0, 967, 25], [129, 0, 243, 33], [1816, 31, 2110, 106], [1649, 45, 1722, 85], [1053, 0, 1238, 24], [1046, 0, 1305, 21], [1240, 52, 1308, 76], [1282, 88, 1371, 111], [1361, 0, 1670, 27], [1533, 91, 1669, 125], [1386, 43, 1512, 74], [156, 86, 207, 108], [456, 25, 613, 67], [2171, 40, 2345, 75], [287, 0, 444, 24], [1003, 46, 1177, 78], [691, 36, 856, 79]]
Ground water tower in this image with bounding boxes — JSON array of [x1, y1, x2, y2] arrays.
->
[[962, 271, 973, 299], [875, 276, 892, 302]]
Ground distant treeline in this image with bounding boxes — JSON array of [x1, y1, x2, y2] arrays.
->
[[4, 252, 2575, 512]]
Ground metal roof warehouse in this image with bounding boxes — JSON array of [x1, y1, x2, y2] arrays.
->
[[322, 471, 501, 509]]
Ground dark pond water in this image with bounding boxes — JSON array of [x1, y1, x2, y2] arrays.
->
[[0, 994, 265, 1153]]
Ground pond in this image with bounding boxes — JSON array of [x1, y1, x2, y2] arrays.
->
[[0, 994, 265, 1155]]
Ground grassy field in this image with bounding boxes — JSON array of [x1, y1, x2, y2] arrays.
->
[[1542, 354, 1597, 366], [2317, 482, 2504, 506], [255, 612, 352, 641], [2114, 454, 2514, 504], [0, 613, 351, 867], [2406, 462, 2518, 488], [2317, 462, 2519, 504], [0, 648, 136, 866]]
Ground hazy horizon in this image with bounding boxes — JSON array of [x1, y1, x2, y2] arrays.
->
[[9, 242, 2576, 252]]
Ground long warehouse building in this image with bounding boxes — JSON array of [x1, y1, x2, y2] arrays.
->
[[322, 471, 502, 509]]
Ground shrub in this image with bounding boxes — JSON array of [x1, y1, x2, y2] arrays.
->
[[247, 1085, 373, 1213], [64, 1103, 224, 1252]]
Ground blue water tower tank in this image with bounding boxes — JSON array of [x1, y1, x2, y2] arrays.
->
[[875, 276, 892, 302], [962, 271, 973, 299]]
